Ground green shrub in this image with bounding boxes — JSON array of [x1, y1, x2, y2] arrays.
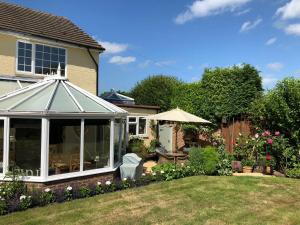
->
[[0, 199, 7, 215], [189, 147, 219, 175], [39, 188, 55, 206], [127, 137, 148, 160], [217, 145, 233, 176], [79, 187, 92, 198], [286, 165, 300, 179], [18, 195, 32, 210]]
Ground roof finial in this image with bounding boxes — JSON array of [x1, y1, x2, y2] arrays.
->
[[57, 63, 61, 76]]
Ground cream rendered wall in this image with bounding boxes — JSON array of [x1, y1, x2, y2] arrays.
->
[[0, 32, 99, 94], [120, 106, 159, 147]]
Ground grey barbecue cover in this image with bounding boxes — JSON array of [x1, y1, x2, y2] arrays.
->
[[120, 153, 143, 180]]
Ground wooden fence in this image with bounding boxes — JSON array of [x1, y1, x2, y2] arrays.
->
[[220, 119, 251, 153]]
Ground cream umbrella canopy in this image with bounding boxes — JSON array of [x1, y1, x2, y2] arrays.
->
[[147, 108, 211, 152], [147, 107, 211, 123]]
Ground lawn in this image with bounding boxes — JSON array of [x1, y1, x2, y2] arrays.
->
[[1, 176, 300, 225]]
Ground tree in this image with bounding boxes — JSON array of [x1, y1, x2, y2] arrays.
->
[[130, 75, 183, 111], [172, 64, 263, 124], [249, 77, 300, 147]]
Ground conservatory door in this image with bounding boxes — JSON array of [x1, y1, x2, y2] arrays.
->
[[0, 119, 4, 174]]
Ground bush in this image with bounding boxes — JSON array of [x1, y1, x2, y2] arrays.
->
[[127, 137, 148, 160], [189, 147, 220, 175], [79, 187, 92, 198], [18, 195, 32, 210], [0, 199, 7, 215], [286, 168, 300, 178], [39, 188, 55, 206], [217, 144, 233, 176]]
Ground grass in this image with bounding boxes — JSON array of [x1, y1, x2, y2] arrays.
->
[[1, 176, 300, 225]]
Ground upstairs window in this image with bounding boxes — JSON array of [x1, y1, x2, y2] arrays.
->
[[17, 42, 33, 73], [35, 44, 66, 76]]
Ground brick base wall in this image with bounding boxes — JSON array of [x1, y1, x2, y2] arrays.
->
[[26, 171, 117, 191]]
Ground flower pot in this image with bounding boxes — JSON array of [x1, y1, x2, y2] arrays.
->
[[232, 161, 242, 172], [243, 166, 252, 173]]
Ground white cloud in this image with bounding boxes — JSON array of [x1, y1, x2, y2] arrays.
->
[[240, 18, 262, 32], [262, 76, 278, 88], [265, 37, 277, 45], [174, 0, 251, 24], [284, 23, 300, 35], [276, 0, 300, 20], [98, 40, 128, 54], [235, 8, 251, 16], [138, 60, 152, 68], [109, 56, 136, 65], [154, 60, 176, 67], [266, 62, 284, 71]]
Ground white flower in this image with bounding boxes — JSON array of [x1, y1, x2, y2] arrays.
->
[[172, 169, 176, 172], [160, 170, 164, 174], [20, 195, 26, 201], [105, 180, 111, 185], [142, 173, 146, 176], [66, 186, 72, 191], [239, 132, 242, 136], [2, 192, 5, 195], [44, 188, 51, 193], [181, 163, 184, 166], [251, 138, 255, 141], [255, 133, 259, 139], [123, 178, 127, 181], [97, 181, 102, 186], [152, 172, 156, 176]]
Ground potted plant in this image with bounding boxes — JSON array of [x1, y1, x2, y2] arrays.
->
[[241, 159, 255, 173], [263, 156, 275, 175]]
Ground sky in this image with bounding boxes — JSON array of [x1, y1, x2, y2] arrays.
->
[[7, 0, 300, 93]]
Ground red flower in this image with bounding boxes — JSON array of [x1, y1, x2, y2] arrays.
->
[[267, 138, 273, 145], [266, 154, 271, 161]]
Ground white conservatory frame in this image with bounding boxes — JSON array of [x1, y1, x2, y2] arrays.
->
[[0, 77, 127, 183]]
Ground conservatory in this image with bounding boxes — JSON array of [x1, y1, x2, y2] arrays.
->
[[0, 76, 127, 182]]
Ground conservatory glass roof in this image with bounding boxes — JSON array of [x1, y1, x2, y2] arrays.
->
[[0, 77, 127, 115]]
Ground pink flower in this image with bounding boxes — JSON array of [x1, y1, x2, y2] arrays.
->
[[255, 133, 259, 139], [265, 130, 271, 136], [267, 138, 273, 145], [275, 131, 280, 136]]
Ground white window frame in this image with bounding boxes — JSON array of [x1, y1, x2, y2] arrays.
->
[[16, 40, 34, 74], [127, 116, 148, 137], [16, 40, 68, 77], [0, 117, 6, 176]]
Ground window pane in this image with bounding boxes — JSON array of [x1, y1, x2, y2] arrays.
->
[[49, 119, 81, 175], [25, 43, 32, 50], [43, 53, 50, 60], [25, 50, 31, 58], [51, 47, 58, 54], [44, 46, 50, 53], [25, 66, 31, 72], [51, 54, 58, 62], [36, 44, 43, 52], [138, 118, 146, 135], [36, 59, 42, 67], [0, 120, 3, 173], [35, 67, 42, 74], [18, 49, 24, 57], [128, 117, 136, 122], [59, 55, 65, 63], [43, 60, 50, 68], [25, 57, 31, 66], [43, 68, 50, 75], [84, 119, 110, 170], [129, 124, 137, 135], [18, 57, 24, 65], [35, 51, 43, 60], [59, 48, 65, 55], [9, 119, 41, 176], [114, 119, 121, 165], [18, 64, 24, 71], [18, 42, 25, 49]]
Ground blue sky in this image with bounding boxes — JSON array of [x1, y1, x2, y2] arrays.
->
[[7, 0, 300, 92]]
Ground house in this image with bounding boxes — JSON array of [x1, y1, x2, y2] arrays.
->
[[0, 1, 103, 95], [102, 90, 160, 147], [0, 2, 127, 189]]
